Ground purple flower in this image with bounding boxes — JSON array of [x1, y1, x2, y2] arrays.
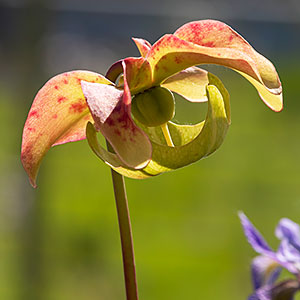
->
[[239, 212, 300, 300]]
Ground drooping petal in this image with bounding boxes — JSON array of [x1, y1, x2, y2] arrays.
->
[[53, 114, 94, 146], [251, 256, 281, 290], [146, 20, 282, 111], [239, 212, 274, 256], [82, 63, 152, 169], [161, 67, 209, 102], [21, 71, 111, 187], [106, 57, 153, 95], [175, 20, 281, 92], [237, 71, 283, 112], [132, 37, 151, 57]]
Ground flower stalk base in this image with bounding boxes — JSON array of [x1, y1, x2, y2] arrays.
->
[[110, 166, 139, 300]]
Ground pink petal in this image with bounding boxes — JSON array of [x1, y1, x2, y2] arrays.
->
[[82, 61, 152, 169], [81, 82, 122, 124], [21, 71, 111, 187]]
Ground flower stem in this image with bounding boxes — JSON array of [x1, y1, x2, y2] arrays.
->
[[161, 123, 174, 147], [107, 141, 139, 300]]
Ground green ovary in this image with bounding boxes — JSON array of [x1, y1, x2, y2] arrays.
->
[[131, 86, 175, 127]]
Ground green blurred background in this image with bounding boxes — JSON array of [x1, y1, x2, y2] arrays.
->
[[0, 0, 300, 299]]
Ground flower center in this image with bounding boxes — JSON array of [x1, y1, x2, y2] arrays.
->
[[131, 86, 175, 127]]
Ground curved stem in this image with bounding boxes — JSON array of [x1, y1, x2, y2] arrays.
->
[[110, 164, 139, 300]]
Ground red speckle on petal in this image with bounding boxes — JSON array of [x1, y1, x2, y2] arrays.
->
[[53, 114, 58, 119], [106, 118, 115, 126], [27, 127, 36, 132], [29, 110, 39, 118], [162, 66, 169, 72], [117, 113, 128, 124], [58, 96, 67, 103], [63, 79, 68, 84], [118, 114, 133, 131], [69, 102, 86, 113], [229, 35, 234, 42], [75, 78, 82, 85], [54, 85, 59, 90], [114, 129, 121, 136], [202, 41, 215, 47], [21, 145, 33, 162], [174, 56, 182, 64]]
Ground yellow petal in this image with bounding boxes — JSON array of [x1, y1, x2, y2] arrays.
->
[[162, 66, 209, 102]]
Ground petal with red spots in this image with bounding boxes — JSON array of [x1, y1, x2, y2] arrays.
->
[[21, 70, 112, 187], [105, 57, 152, 95], [132, 37, 152, 57], [146, 20, 282, 111], [123, 57, 152, 95], [82, 69, 152, 169], [174, 20, 282, 111]]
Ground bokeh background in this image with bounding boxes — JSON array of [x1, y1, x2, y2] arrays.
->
[[0, 0, 300, 299]]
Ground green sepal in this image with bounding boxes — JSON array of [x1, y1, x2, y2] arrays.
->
[[142, 84, 230, 175]]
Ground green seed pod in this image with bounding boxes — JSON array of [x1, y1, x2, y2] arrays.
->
[[131, 86, 175, 127]]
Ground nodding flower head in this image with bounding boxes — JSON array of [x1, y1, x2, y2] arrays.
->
[[21, 20, 282, 187], [239, 213, 300, 300]]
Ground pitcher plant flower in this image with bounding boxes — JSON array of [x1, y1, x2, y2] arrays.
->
[[239, 213, 300, 300], [21, 19, 282, 188], [21, 20, 283, 300]]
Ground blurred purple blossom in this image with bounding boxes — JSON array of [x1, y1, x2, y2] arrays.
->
[[239, 212, 300, 300]]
